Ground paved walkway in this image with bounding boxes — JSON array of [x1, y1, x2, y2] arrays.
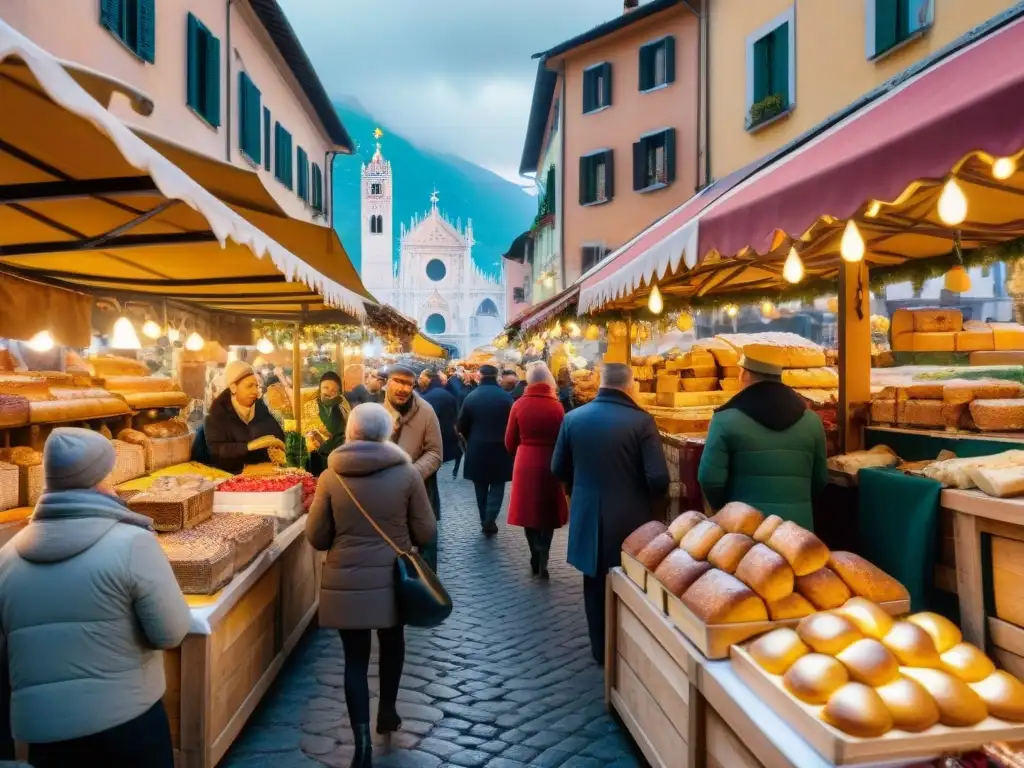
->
[[222, 468, 644, 768]]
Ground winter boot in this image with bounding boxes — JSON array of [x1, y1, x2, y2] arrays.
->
[[376, 707, 402, 734], [351, 723, 372, 767]]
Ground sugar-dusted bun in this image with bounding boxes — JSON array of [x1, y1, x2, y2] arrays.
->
[[749, 628, 810, 675], [875, 677, 941, 732], [828, 551, 909, 603], [821, 683, 893, 738], [941, 642, 996, 683], [734, 543, 795, 602], [680, 520, 726, 560], [710, 501, 764, 537], [795, 568, 852, 610], [681, 569, 768, 624], [797, 612, 862, 655], [783, 653, 849, 705], [907, 612, 962, 654], [767, 521, 830, 576], [623, 521, 668, 556], [834, 597, 895, 640], [753, 514, 784, 543], [667, 510, 706, 543], [767, 593, 816, 621], [882, 621, 942, 668], [636, 532, 678, 570], [653, 548, 712, 597], [971, 670, 1024, 722], [901, 667, 988, 727], [707, 533, 756, 574], [835, 638, 900, 687]]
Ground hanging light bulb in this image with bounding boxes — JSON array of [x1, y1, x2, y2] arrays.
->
[[944, 265, 972, 293], [760, 300, 774, 318], [840, 220, 865, 263], [184, 332, 205, 352], [567, 322, 581, 338], [551, 320, 562, 337], [993, 157, 1016, 181], [141, 320, 162, 340], [167, 327, 180, 344], [937, 178, 967, 226], [26, 330, 54, 352], [783, 247, 804, 284], [725, 304, 738, 318], [865, 201, 881, 218], [256, 337, 275, 354], [111, 317, 141, 349], [648, 284, 664, 315]]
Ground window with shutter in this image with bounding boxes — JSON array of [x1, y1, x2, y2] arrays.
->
[[746, 11, 794, 130], [100, 0, 154, 62], [312, 164, 323, 213], [263, 108, 271, 171], [633, 128, 676, 191], [274, 123, 292, 189], [869, 0, 930, 59], [639, 37, 676, 92], [581, 245, 608, 273], [579, 151, 613, 205], [238, 73, 261, 164], [582, 63, 612, 114], [186, 14, 220, 127], [297, 147, 309, 202]]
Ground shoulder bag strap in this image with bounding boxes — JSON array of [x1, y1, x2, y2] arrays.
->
[[331, 470, 408, 557]]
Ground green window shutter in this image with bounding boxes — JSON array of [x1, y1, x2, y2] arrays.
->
[[263, 108, 271, 171], [874, 0, 899, 55], [632, 140, 645, 191], [137, 0, 155, 63], [238, 73, 261, 164], [186, 14, 199, 112], [604, 150, 615, 200], [602, 63, 612, 107], [297, 147, 308, 201], [312, 164, 322, 211], [583, 71, 593, 112], [772, 23, 790, 105], [664, 37, 676, 85], [579, 156, 589, 204], [100, 0, 120, 34], [205, 29, 221, 127], [546, 165, 556, 215], [638, 44, 649, 90], [753, 36, 771, 103], [238, 72, 248, 156], [664, 128, 677, 184]]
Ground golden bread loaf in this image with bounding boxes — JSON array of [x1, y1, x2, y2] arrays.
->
[[821, 683, 894, 738], [707, 532, 756, 574], [828, 551, 909, 603], [680, 520, 726, 560], [797, 612, 862, 655], [907, 612, 962, 654], [795, 567, 852, 610], [766, 521, 830, 576], [942, 379, 1023, 405], [882, 621, 942, 668], [0, 375, 49, 401], [752, 514, 784, 543], [741, 342, 827, 370], [783, 653, 849, 704], [87, 355, 149, 377], [875, 677, 941, 733], [941, 642, 996, 683], [971, 670, 1024, 721], [835, 638, 900, 687], [652, 549, 712, 597], [766, 592, 816, 621], [906, 383, 946, 400], [900, 667, 988, 727], [749, 627, 810, 675], [635, 532, 678, 570], [710, 501, 764, 537], [970, 398, 1024, 432], [123, 391, 190, 410], [734, 543, 795, 602], [781, 367, 839, 389], [833, 597, 894, 639], [681, 569, 768, 624], [622, 521, 668, 556], [667, 510, 706, 543], [102, 376, 176, 393]]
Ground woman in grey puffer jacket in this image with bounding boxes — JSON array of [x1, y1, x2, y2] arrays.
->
[[0, 428, 191, 767]]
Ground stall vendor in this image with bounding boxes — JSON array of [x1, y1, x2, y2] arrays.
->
[[696, 350, 828, 530], [304, 371, 351, 476], [204, 360, 286, 473]]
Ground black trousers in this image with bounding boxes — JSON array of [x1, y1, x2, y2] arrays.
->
[[339, 626, 405, 725], [473, 481, 506, 528], [583, 570, 608, 665], [28, 700, 174, 768], [524, 528, 554, 570]]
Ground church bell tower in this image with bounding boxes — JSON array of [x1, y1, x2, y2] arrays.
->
[[360, 128, 394, 304]]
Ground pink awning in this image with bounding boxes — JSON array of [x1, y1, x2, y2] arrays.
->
[[512, 285, 579, 332], [697, 15, 1024, 261]]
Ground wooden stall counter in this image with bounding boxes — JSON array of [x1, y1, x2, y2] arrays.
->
[[164, 516, 322, 768]]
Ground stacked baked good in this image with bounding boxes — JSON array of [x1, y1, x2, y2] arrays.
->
[[889, 307, 1024, 355], [103, 376, 189, 410], [747, 605, 1024, 737], [622, 502, 908, 625], [0, 372, 131, 423], [715, 333, 838, 401], [827, 445, 900, 475], [871, 379, 1024, 431], [0, 447, 43, 507], [127, 475, 215, 531]]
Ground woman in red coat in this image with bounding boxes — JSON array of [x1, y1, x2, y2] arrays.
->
[[505, 363, 568, 579]]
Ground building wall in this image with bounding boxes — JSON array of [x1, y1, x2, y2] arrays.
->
[[4, 0, 335, 224], [506, 258, 531, 319], [530, 87, 564, 304], [558, 5, 701, 285], [708, 0, 1016, 180]]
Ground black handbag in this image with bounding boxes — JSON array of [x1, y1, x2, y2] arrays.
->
[[332, 471, 452, 628]]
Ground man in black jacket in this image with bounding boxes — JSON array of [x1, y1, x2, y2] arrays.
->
[[552, 363, 669, 664], [204, 361, 286, 474], [420, 368, 461, 473]]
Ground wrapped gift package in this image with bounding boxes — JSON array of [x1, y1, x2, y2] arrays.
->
[[157, 531, 235, 595], [128, 476, 215, 531], [199, 513, 276, 571]]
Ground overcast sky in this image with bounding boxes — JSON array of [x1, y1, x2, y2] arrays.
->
[[277, 0, 626, 185]]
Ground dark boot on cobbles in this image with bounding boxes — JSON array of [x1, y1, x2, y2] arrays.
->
[[351, 723, 372, 767], [376, 707, 402, 734]]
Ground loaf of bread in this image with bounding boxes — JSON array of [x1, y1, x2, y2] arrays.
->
[[783, 653, 849, 704], [821, 683, 894, 738], [749, 627, 809, 675], [900, 399, 945, 428], [906, 383, 946, 400], [766, 521, 829, 576], [0, 447, 41, 467], [636, 532, 678, 570], [734, 543, 795, 602], [869, 399, 898, 424], [911, 308, 963, 333], [766, 592, 815, 621], [681, 569, 768, 624], [797, 612, 862, 655], [122, 391, 190, 410], [882, 621, 942, 668], [968, 465, 1024, 497], [680, 520, 726, 560], [834, 638, 900, 687], [971, 670, 1024, 722], [795, 567, 852, 610], [900, 667, 987, 727], [828, 551, 909, 603], [0, 394, 29, 428], [781, 368, 839, 389], [653, 549, 712, 597], [141, 420, 190, 439], [942, 379, 1023, 405], [752, 514, 783, 543], [710, 501, 764, 537], [87, 355, 150, 377], [102, 376, 176, 394], [826, 445, 898, 474], [942, 642, 996, 683], [29, 397, 131, 424], [0, 375, 49, 401], [875, 677, 940, 733], [740, 342, 826, 369], [707, 533, 756, 573], [681, 377, 719, 393], [667, 510, 706, 542], [907, 612, 961, 654], [970, 398, 1024, 431], [622, 521, 668, 556], [834, 597, 894, 640], [47, 387, 113, 400]]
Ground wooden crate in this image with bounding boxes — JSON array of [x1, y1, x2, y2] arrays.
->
[[993, 536, 1024, 628], [645, 576, 668, 614], [620, 551, 647, 590], [705, 707, 761, 768]]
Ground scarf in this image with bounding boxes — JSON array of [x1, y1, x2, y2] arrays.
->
[[232, 396, 255, 424]]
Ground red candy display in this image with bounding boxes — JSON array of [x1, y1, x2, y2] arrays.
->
[[218, 476, 301, 493]]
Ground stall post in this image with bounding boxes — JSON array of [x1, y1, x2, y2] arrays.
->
[[336, 341, 344, 378], [838, 259, 871, 452], [292, 322, 302, 439]]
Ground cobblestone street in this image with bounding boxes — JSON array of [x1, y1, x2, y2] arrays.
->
[[222, 468, 644, 768]]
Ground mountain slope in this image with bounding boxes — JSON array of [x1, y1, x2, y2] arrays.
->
[[331, 101, 535, 280]]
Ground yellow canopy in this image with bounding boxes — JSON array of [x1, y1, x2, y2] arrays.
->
[[412, 333, 444, 358]]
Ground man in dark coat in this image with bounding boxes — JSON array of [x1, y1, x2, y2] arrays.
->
[[420, 368, 461, 469], [446, 368, 473, 479], [457, 365, 514, 536], [346, 370, 383, 406], [204, 360, 286, 474], [552, 363, 669, 664]]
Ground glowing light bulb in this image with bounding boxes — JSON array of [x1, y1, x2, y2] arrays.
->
[[256, 337, 274, 354], [648, 284, 664, 315], [27, 330, 54, 352], [567, 322, 581, 338], [184, 332, 205, 352], [725, 304, 738, 318], [111, 317, 141, 350], [840, 220, 865, 263], [142, 320, 162, 340], [760, 301, 774, 317], [993, 157, 1016, 181], [167, 328, 180, 343], [937, 178, 967, 226], [783, 247, 804, 284], [865, 201, 881, 218]]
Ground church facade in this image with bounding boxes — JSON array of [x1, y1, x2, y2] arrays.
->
[[359, 139, 506, 358]]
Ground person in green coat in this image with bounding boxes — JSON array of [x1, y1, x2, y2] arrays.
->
[[697, 351, 828, 530], [305, 371, 351, 476]]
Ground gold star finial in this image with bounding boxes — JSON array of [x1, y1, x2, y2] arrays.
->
[[373, 127, 384, 140]]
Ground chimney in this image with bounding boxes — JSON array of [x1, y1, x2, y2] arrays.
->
[[624, 0, 639, 12]]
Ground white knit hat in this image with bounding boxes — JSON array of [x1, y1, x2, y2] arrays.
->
[[223, 360, 255, 389]]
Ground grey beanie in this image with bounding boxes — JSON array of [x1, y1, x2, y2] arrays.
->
[[43, 427, 116, 491]]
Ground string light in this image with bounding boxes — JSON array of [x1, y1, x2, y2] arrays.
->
[[840, 220, 865, 263], [26, 330, 54, 352], [993, 157, 1016, 181], [167, 328, 180, 343], [648, 284, 664, 315], [111, 317, 141, 349], [760, 301, 774, 317], [142, 320, 162, 340], [725, 304, 738, 318], [256, 337, 275, 354], [783, 247, 804, 284], [937, 178, 967, 226], [184, 332, 205, 352]]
